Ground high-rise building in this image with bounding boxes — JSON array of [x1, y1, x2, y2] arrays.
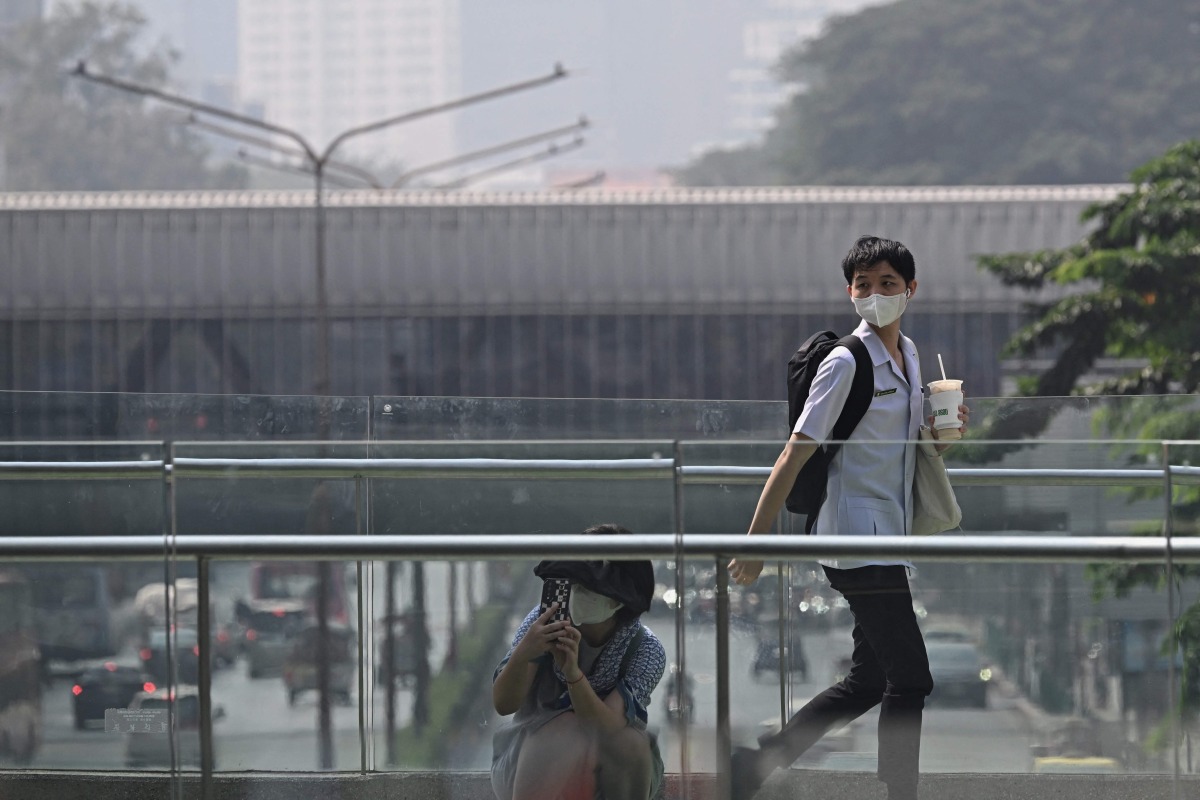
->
[[459, 0, 743, 180], [726, 0, 884, 146], [458, 1, 884, 181], [0, 0, 42, 36], [237, 0, 461, 170], [132, 0, 239, 106], [0, 0, 43, 189]]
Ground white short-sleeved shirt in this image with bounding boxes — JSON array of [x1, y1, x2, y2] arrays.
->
[[793, 319, 923, 569]]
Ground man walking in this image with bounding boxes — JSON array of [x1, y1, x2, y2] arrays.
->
[[727, 236, 968, 800]]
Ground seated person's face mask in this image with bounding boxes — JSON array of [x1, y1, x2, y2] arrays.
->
[[569, 583, 623, 625]]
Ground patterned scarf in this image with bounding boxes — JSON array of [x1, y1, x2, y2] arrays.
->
[[547, 618, 640, 707]]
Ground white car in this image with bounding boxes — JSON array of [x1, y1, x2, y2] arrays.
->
[[123, 687, 223, 768]]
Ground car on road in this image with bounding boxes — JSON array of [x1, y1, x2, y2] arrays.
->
[[1033, 756, 1120, 774], [71, 662, 155, 730], [139, 629, 200, 685], [926, 642, 991, 708], [923, 623, 975, 644], [282, 623, 355, 706], [751, 622, 809, 682], [122, 687, 223, 768], [374, 614, 420, 688], [240, 600, 307, 679]]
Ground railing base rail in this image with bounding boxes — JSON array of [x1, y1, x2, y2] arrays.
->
[[1, 769, 1193, 800]]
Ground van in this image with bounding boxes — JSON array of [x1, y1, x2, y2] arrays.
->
[[282, 624, 355, 706]]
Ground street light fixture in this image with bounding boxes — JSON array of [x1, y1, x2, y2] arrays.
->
[[182, 114, 385, 188], [235, 148, 372, 189], [435, 136, 587, 190], [71, 60, 573, 772], [72, 59, 567, 398], [390, 116, 589, 187]]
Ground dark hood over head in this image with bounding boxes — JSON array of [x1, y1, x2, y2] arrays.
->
[[534, 558, 654, 615]]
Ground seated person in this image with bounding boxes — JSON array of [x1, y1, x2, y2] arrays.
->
[[491, 524, 667, 800]]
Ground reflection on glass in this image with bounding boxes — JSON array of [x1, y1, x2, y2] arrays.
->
[[209, 560, 362, 771], [0, 394, 1197, 786]]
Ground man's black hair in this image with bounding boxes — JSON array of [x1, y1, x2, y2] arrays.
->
[[841, 235, 916, 284]]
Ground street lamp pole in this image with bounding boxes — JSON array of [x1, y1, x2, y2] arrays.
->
[[73, 58, 568, 398], [73, 61, 572, 771]]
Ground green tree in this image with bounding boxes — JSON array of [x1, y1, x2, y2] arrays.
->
[[982, 139, 1200, 739], [680, 0, 1200, 186], [979, 140, 1200, 413], [0, 2, 245, 190]]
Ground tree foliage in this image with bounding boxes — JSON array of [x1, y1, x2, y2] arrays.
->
[[680, 0, 1200, 186], [981, 140, 1200, 402], [982, 139, 1200, 726], [0, 2, 245, 191]]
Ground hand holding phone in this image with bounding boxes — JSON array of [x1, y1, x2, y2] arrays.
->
[[540, 578, 571, 623]]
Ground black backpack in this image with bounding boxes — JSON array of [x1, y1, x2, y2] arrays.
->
[[785, 331, 874, 527]]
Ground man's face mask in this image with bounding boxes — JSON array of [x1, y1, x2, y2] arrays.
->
[[569, 583, 623, 625], [852, 288, 910, 328]]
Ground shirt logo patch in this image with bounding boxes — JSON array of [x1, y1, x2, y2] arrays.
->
[[874, 388, 897, 397]]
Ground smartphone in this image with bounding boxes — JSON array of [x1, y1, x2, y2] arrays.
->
[[540, 578, 571, 622]]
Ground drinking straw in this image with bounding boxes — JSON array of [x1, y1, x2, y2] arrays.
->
[[937, 354, 947, 381]]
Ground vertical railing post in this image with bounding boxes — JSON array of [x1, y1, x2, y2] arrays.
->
[[355, 475, 369, 773], [777, 510, 789, 729], [197, 555, 215, 792], [715, 554, 731, 800], [671, 441, 690, 797], [162, 441, 182, 799], [1164, 443, 1180, 799]]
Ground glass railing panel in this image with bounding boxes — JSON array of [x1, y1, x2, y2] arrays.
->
[[369, 395, 780, 441], [921, 559, 1182, 777], [1164, 440, 1199, 778], [368, 557, 523, 776], [0, 391, 370, 443], [0, 442, 166, 771], [365, 438, 679, 781], [202, 558, 364, 771], [172, 440, 368, 772], [707, 437, 1184, 787], [654, 554, 721, 779], [358, 552, 686, 799], [366, 439, 677, 536]]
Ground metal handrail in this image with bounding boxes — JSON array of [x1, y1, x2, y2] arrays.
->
[[0, 533, 1197, 563], [1, 456, 1199, 485], [172, 456, 675, 479], [0, 460, 165, 479]]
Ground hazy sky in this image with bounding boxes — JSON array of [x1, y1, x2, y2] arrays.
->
[[117, 0, 881, 185]]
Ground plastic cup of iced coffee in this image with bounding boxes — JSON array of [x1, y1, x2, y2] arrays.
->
[[928, 379, 964, 440]]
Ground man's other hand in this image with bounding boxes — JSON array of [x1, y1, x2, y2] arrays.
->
[[728, 558, 763, 586]]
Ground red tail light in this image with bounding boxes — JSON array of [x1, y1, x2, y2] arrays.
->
[[192, 645, 200, 656], [143, 682, 156, 693], [217, 631, 229, 642], [72, 684, 83, 696], [272, 608, 285, 618], [103, 661, 117, 671], [139, 648, 152, 660], [245, 629, 258, 642]]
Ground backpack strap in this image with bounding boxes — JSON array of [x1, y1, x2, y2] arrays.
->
[[618, 625, 645, 681], [804, 335, 874, 533], [828, 335, 874, 444]]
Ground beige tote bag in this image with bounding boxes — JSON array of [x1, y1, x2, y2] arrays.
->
[[913, 427, 962, 535]]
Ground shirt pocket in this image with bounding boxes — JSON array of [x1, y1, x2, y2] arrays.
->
[[842, 496, 904, 536]]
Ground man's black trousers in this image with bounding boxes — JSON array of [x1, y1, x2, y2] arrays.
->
[[756, 564, 934, 794]]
